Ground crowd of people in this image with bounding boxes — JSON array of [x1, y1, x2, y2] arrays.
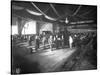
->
[[32, 32, 65, 51], [29, 31, 97, 52], [12, 31, 97, 52]]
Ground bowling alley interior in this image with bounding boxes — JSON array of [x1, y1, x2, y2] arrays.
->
[[11, 1, 97, 74]]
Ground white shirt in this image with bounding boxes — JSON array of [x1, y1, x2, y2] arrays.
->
[[69, 36, 73, 43]]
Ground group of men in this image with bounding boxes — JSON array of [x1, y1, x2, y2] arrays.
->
[[33, 34, 64, 51], [33, 32, 74, 51]]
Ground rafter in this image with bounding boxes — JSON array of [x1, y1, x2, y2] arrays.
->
[[72, 5, 82, 16], [31, 2, 57, 21], [50, 4, 60, 17]]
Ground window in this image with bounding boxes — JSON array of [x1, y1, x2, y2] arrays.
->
[[11, 25, 18, 35], [22, 21, 36, 35]]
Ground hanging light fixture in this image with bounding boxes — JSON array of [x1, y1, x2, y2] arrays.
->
[[65, 18, 69, 24]]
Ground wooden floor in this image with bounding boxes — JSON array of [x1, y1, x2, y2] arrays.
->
[[12, 41, 97, 74], [12, 43, 76, 73], [24, 48, 76, 72]]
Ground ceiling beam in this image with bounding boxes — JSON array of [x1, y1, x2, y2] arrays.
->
[[72, 5, 82, 16], [50, 4, 60, 17], [31, 2, 57, 21], [31, 2, 45, 15]]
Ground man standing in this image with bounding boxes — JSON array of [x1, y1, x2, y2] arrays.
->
[[35, 35, 40, 51], [61, 35, 64, 48], [48, 35, 53, 51], [69, 35, 73, 49]]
